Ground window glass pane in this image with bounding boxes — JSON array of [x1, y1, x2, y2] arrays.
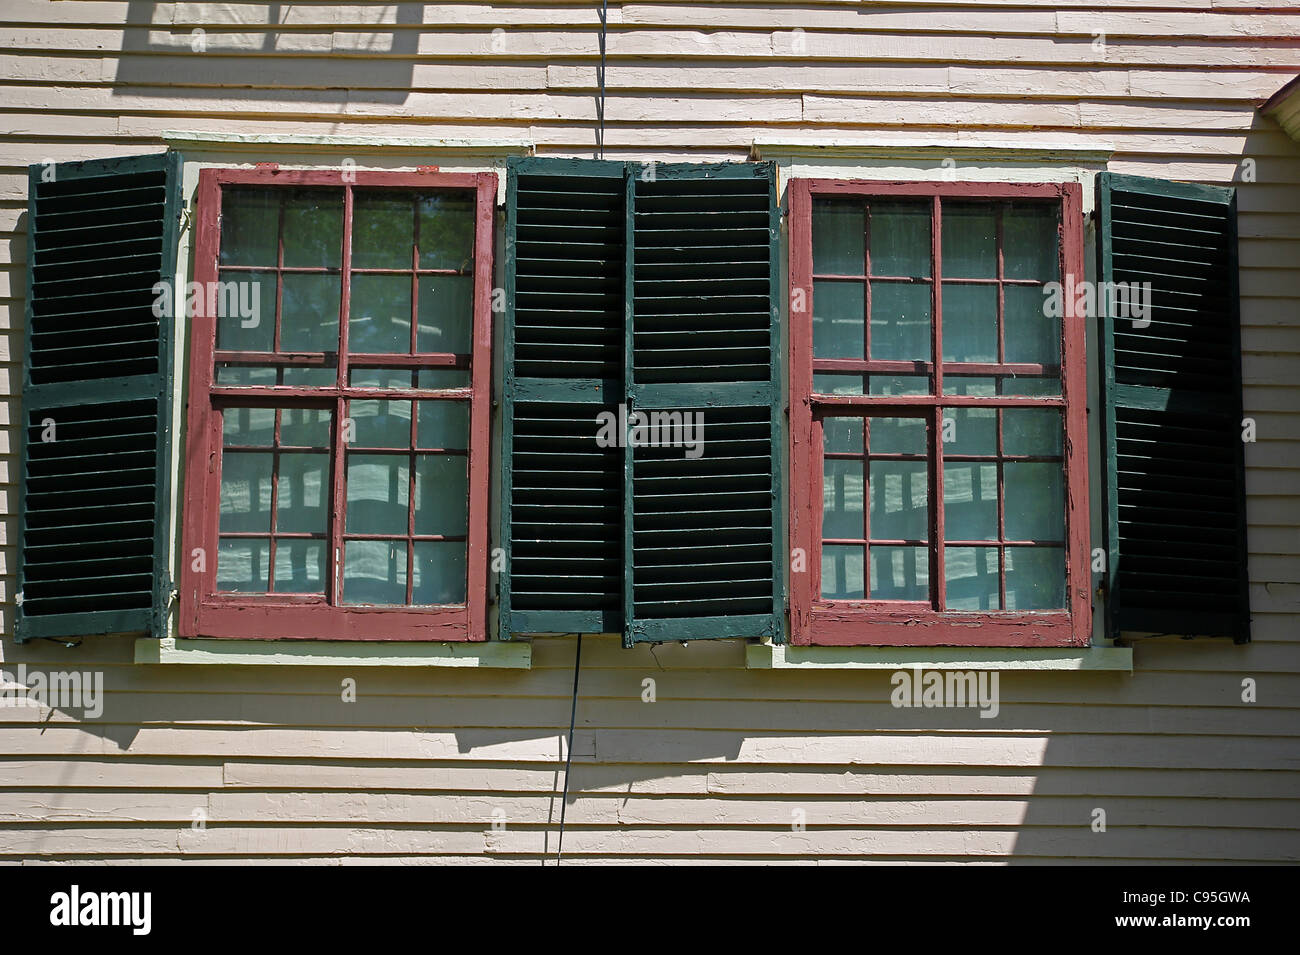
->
[[945, 545, 999, 610], [417, 275, 473, 354], [220, 189, 278, 266], [281, 191, 342, 269], [822, 417, 862, 454], [870, 460, 927, 541], [414, 455, 469, 536], [216, 366, 335, 387], [943, 462, 998, 541], [217, 538, 270, 592], [1004, 285, 1058, 365], [1005, 546, 1065, 610], [418, 368, 471, 389], [870, 545, 928, 600], [413, 540, 467, 604], [812, 280, 864, 360], [812, 374, 930, 396], [348, 367, 472, 389], [870, 375, 929, 396], [812, 200, 864, 275], [1003, 205, 1059, 281], [351, 368, 413, 389], [943, 376, 997, 397], [1002, 408, 1062, 457], [1004, 462, 1063, 541], [346, 454, 410, 535], [220, 452, 272, 533], [282, 367, 337, 387], [419, 195, 476, 271], [349, 274, 412, 354], [1001, 376, 1060, 397], [417, 400, 469, 450], [280, 408, 331, 447], [281, 273, 341, 352], [868, 416, 925, 454], [223, 407, 275, 446], [822, 458, 863, 539], [351, 399, 412, 448], [870, 282, 931, 361], [870, 201, 931, 278], [942, 407, 996, 455], [216, 365, 278, 387], [275, 452, 329, 534], [214, 270, 276, 352], [353, 194, 413, 270], [941, 282, 997, 363], [343, 539, 407, 605], [273, 540, 326, 594], [813, 372, 866, 396], [941, 204, 996, 278], [821, 544, 864, 599]]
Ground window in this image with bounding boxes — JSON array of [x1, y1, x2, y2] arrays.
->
[[17, 152, 1248, 650], [788, 181, 1090, 647], [179, 169, 495, 641]]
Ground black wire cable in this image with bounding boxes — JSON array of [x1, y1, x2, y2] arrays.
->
[[596, 0, 608, 159], [555, 0, 607, 869], [555, 632, 583, 865]]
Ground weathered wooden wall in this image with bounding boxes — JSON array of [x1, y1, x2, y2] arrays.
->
[[1, 0, 1298, 863]]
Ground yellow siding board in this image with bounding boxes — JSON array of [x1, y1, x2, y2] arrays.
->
[[0, 0, 1296, 864]]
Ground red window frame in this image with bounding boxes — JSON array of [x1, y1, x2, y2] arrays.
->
[[788, 179, 1090, 647], [180, 168, 495, 641]]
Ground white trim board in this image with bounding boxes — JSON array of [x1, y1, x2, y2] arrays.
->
[[136, 637, 533, 668], [163, 131, 534, 155], [753, 136, 1114, 208], [748, 644, 1133, 672]]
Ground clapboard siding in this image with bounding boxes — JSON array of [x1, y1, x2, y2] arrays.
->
[[0, 1, 1297, 863]]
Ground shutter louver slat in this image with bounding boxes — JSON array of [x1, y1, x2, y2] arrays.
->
[[1097, 172, 1249, 643], [625, 163, 783, 645], [17, 153, 181, 642]]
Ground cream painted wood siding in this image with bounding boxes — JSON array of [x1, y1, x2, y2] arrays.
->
[[1, 1, 1298, 863]]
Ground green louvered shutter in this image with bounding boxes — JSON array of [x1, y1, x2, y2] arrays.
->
[[1096, 171, 1249, 643], [624, 162, 783, 645], [499, 158, 626, 637], [16, 153, 182, 642], [500, 159, 784, 644]]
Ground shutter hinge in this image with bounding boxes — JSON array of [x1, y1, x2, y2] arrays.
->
[[178, 204, 194, 233], [254, 162, 279, 171], [417, 165, 441, 174]]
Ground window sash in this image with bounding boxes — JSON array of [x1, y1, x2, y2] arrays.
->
[[789, 178, 1090, 648], [813, 409, 1069, 611], [180, 168, 495, 642]]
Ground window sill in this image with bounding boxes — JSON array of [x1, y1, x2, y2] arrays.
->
[[746, 643, 1132, 672], [134, 637, 531, 668]]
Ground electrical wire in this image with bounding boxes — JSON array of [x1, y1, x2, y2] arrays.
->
[[597, 0, 608, 159], [555, 632, 583, 865], [555, 0, 607, 868]]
